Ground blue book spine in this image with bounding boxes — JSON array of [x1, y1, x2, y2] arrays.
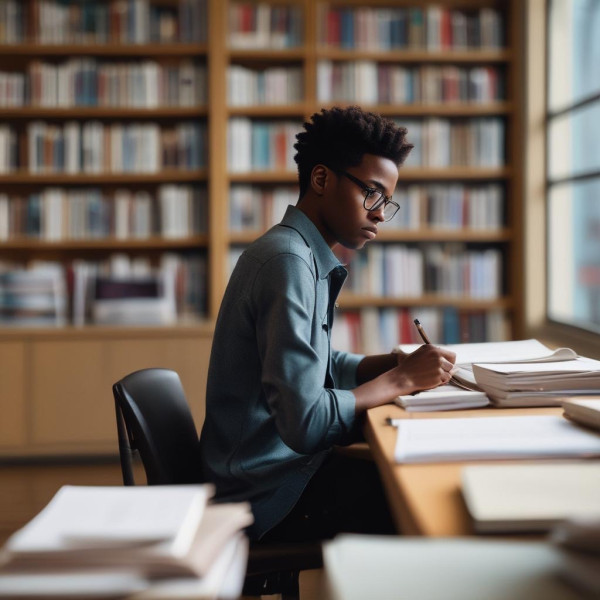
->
[[442, 306, 461, 344], [341, 9, 354, 49]]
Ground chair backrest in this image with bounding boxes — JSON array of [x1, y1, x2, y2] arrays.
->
[[113, 368, 203, 485]]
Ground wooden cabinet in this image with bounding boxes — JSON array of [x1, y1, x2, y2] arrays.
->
[[0, 326, 212, 457]]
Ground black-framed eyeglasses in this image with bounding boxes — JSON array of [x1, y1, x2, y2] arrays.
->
[[340, 171, 400, 222]]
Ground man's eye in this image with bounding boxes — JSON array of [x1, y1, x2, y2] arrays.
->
[[366, 189, 378, 198]]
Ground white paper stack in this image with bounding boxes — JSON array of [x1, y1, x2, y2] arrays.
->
[[394, 384, 489, 412], [472, 357, 600, 407], [0, 485, 253, 599], [396, 339, 598, 408], [393, 415, 600, 464]]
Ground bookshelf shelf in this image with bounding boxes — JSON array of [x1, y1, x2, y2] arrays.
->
[[1, 237, 209, 251], [0, 108, 209, 119], [0, 43, 209, 57], [227, 48, 307, 60], [318, 102, 512, 116], [316, 49, 512, 63], [227, 104, 309, 117], [228, 171, 299, 183], [0, 171, 208, 184], [338, 294, 513, 310], [396, 168, 511, 180]]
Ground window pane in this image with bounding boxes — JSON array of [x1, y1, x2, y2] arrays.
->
[[548, 100, 600, 180], [548, 178, 600, 333], [549, 0, 600, 111]]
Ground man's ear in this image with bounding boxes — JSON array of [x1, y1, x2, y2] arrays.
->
[[310, 164, 329, 196]]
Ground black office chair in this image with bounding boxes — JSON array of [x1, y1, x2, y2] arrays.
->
[[113, 368, 322, 599]]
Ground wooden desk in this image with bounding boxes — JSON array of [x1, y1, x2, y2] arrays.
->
[[364, 404, 564, 537]]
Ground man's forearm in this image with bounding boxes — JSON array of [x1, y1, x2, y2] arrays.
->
[[355, 352, 400, 384]]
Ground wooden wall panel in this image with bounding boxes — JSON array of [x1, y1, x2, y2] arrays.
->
[[0, 342, 26, 447], [28, 334, 211, 449]]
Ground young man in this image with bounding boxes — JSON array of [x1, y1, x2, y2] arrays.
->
[[200, 106, 456, 541]]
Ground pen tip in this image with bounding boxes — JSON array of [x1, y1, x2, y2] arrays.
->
[[414, 319, 420, 325]]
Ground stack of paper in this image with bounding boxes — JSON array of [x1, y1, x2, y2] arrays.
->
[[0, 485, 253, 599], [396, 339, 598, 408], [394, 384, 489, 412], [461, 463, 600, 533], [472, 357, 600, 407], [393, 415, 600, 464], [562, 398, 600, 431]]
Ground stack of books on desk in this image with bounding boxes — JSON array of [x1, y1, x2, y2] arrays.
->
[[0, 485, 253, 599]]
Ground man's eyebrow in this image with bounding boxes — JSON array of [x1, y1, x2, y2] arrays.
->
[[366, 179, 387, 192]]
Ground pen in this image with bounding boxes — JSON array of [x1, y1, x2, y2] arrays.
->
[[414, 318, 431, 344]]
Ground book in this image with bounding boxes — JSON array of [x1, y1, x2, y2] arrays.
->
[[323, 534, 580, 600], [0, 535, 249, 600], [461, 462, 600, 533], [392, 415, 600, 464], [472, 357, 600, 407], [393, 383, 489, 412], [562, 398, 600, 431]]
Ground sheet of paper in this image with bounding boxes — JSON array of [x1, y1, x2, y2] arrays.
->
[[393, 415, 600, 463]]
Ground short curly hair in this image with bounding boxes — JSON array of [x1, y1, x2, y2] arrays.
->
[[293, 106, 413, 198]]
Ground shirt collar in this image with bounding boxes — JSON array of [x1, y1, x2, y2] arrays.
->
[[279, 205, 343, 280]]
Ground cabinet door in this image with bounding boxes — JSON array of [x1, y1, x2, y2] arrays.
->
[[29, 335, 211, 449], [0, 342, 26, 447]]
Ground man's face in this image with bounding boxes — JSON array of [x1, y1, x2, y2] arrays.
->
[[321, 153, 399, 250]]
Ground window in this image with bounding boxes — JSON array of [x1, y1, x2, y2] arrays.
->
[[547, 0, 600, 334]]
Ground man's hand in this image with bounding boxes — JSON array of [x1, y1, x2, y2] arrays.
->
[[394, 344, 456, 394]]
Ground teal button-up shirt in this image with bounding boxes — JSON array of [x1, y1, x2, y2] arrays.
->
[[200, 205, 363, 539]]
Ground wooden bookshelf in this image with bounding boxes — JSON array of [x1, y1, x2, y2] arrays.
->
[[0, 0, 525, 456]]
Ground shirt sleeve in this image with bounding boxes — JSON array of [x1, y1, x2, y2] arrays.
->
[[251, 252, 357, 455], [331, 349, 365, 390]]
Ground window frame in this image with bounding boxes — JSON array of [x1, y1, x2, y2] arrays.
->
[[523, 0, 600, 359]]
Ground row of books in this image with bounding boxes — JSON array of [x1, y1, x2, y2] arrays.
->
[[387, 183, 504, 231], [317, 5, 503, 50], [228, 182, 503, 232], [0, 60, 207, 108], [228, 64, 303, 106], [0, 0, 206, 45], [228, 3, 302, 49], [26, 121, 206, 173], [229, 185, 297, 231], [0, 185, 207, 241], [331, 307, 509, 354], [342, 243, 502, 299], [227, 118, 299, 173], [399, 118, 504, 168], [317, 63, 503, 105], [0, 261, 67, 327]]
